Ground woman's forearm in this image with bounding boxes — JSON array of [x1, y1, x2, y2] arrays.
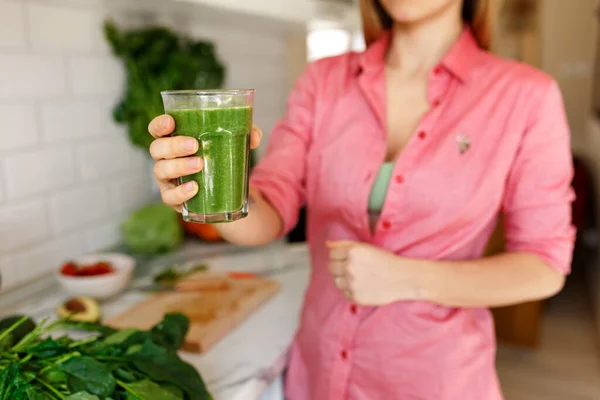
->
[[416, 252, 566, 308], [214, 186, 283, 246]]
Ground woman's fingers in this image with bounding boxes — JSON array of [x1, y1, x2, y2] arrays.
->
[[160, 180, 198, 209], [154, 157, 203, 181], [334, 275, 348, 291], [149, 117, 265, 214], [150, 136, 199, 160], [250, 125, 263, 150], [328, 260, 346, 277], [148, 115, 175, 138], [327, 244, 350, 262]]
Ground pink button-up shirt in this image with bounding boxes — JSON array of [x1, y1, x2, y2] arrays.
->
[[250, 28, 575, 400]]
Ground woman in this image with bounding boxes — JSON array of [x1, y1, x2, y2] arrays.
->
[[148, 0, 575, 398]]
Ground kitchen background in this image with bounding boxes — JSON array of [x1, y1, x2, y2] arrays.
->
[[0, 0, 600, 398], [0, 0, 303, 288]]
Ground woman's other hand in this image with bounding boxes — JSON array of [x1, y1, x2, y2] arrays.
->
[[148, 114, 263, 212], [326, 241, 423, 306]]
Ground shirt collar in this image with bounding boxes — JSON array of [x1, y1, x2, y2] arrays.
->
[[357, 26, 482, 83]]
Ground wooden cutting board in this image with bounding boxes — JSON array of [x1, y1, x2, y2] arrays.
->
[[107, 272, 281, 353]]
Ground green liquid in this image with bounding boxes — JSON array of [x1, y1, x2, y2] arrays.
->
[[168, 107, 253, 216]]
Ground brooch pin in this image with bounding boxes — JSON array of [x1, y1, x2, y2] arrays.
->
[[456, 133, 471, 154]]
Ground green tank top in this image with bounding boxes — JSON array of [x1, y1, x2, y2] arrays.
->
[[368, 162, 395, 212]]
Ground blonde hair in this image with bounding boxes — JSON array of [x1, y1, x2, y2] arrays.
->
[[360, 0, 494, 50]]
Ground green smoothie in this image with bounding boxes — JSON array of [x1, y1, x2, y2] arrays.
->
[[167, 106, 252, 217]]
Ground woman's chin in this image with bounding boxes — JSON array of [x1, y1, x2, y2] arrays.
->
[[381, 0, 462, 25]]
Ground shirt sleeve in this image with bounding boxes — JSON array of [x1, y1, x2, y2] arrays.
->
[[249, 62, 317, 237], [502, 80, 576, 274]]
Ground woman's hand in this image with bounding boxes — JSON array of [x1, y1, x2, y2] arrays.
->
[[326, 241, 423, 306], [148, 114, 263, 212]]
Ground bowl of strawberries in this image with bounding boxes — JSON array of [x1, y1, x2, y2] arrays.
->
[[56, 253, 135, 299]]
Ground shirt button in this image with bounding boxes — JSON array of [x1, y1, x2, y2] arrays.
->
[[432, 99, 441, 107], [418, 131, 426, 140], [382, 220, 392, 229], [341, 349, 348, 360], [395, 175, 404, 184], [433, 66, 443, 75], [350, 304, 357, 314]]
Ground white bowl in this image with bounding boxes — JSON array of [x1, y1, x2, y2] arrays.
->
[[55, 253, 136, 300]]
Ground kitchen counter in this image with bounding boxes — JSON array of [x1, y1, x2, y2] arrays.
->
[[0, 240, 311, 400]]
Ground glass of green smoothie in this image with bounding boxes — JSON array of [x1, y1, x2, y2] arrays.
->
[[161, 89, 254, 224]]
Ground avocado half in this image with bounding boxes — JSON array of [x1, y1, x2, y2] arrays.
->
[[57, 296, 101, 322]]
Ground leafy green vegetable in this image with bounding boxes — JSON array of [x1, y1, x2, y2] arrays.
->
[[0, 363, 37, 400], [0, 363, 18, 399], [118, 379, 183, 400], [0, 315, 212, 399], [54, 320, 117, 336], [0, 315, 36, 347], [150, 313, 189, 351], [122, 203, 184, 255], [66, 393, 100, 400], [23, 386, 50, 400], [39, 367, 67, 384], [103, 328, 139, 346], [29, 337, 69, 358], [103, 20, 225, 151], [61, 356, 116, 397], [114, 367, 137, 383], [127, 340, 211, 399], [153, 264, 209, 285]]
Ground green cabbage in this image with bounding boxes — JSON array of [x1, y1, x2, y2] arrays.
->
[[122, 203, 183, 255]]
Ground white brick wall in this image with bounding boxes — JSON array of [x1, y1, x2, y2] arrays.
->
[[0, 54, 67, 99], [14, 233, 86, 282], [0, 3, 27, 50], [0, 104, 38, 151], [41, 100, 107, 142], [0, 200, 49, 253], [49, 185, 110, 234], [82, 216, 123, 253], [75, 138, 130, 181], [67, 56, 124, 95], [108, 172, 154, 215], [28, 3, 96, 52], [4, 146, 75, 199], [0, 256, 19, 293], [0, 0, 293, 293]]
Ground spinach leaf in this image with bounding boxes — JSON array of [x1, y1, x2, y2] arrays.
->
[[0, 363, 31, 400], [65, 392, 100, 400], [0, 363, 18, 399], [163, 385, 184, 399], [0, 316, 36, 345], [150, 313, 189, 350], [114, 367, 137, 383], [29, 337, 69, 358], [22, 386, 51, 400], [99, 329, 152, 358], [40, 367, 68, 384], [103, 328, 139, 346], [60, 356, 116, 397], [118, 379, 183, 400], [58, 320, 117, 336], [0, 334, 11, 352], [1, 314, 213, 399], [127, 341, 211, 399]]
